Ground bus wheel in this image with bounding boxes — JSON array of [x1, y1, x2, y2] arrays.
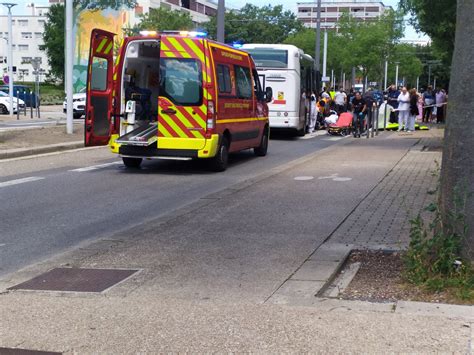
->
[[210, 136, 229, 172], [122, 157, 142, 168], [254, 127, 269, 157], [296, 118, 306, 137]]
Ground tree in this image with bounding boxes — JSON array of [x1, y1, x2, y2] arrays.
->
[[203, 4, 303, 44], [399, 0, 456, 61], [40, 4, 65, 81], [391, 43, 423, 88], [439, 0, 474, 261], [126, 7, 194, 35]]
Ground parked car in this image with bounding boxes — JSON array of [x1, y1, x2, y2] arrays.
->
[[0, 85, 39, 108], [0, 91, 26, 114], [63, 88, 86, 119]]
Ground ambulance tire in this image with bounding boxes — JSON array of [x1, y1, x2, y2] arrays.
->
[[122, 157, 142, 168], [210, 136, 229, 172], [254, 126, 269, 157]]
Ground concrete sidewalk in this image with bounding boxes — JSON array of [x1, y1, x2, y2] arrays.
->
[[1, 127, 472, 353]]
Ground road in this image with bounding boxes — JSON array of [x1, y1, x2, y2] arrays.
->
[[0, 131, 346, 277]]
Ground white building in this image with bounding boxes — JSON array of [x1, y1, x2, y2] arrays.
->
[[0, 4, 50, 83], [297, 0, 391, 30], [138, 0, 218, 25]]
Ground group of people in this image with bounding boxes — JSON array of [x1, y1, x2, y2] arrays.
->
[[305, 84, 448, 135], [387, 85, 448, 128]]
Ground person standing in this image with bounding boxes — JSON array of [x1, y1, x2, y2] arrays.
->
[[363, 87, 376, 132], [422, 85, 435, 122], [397, 86, 410, 132], [408, 88, 419, 132], [351, 91, 366, 138], [435, 88, 447, 123], [334, 87, 347, 114], [387, 84, 400, 123], [307, 93, 318, 133]]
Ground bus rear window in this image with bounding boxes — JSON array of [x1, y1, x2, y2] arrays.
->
[[245, 49, 288, 68], [160, 58, 202, 106]]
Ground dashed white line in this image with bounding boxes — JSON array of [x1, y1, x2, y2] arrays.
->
[[69, 161, 122, 172], [0, 176, 45, 188]]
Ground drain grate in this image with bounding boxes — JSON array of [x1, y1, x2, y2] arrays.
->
[[0, 348, 61, 355], [8, 268, 139, 293]]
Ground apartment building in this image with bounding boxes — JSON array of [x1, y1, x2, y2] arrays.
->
[[0, 4, 50, 82], [297, 0, 391, 29]]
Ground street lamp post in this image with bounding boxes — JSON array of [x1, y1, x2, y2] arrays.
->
[[1, 2, 17, 118], [217, 0, 225, 43], [314, 0, 321, 95]]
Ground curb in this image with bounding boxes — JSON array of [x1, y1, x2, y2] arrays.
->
[[0, 141, 84, 160]]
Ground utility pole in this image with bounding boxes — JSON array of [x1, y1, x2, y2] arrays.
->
[[383, 60, 388, 90], [1, 3, 16, 118], [65, 0, 73, 134], [217, 0, 225, 43], [428, 64, 431, 87], [395, 62, 399, 88], [314, 0, 321, 95], [322, 30, 328, 87]]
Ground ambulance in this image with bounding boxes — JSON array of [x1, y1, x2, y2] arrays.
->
[[85, 29, 272, 171]]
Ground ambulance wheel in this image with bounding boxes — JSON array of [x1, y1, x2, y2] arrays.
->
[[0, 104, 8, 115], [122, 157, 142, 168], [254, 127, 269, 157], [210, 136, 229, 172]]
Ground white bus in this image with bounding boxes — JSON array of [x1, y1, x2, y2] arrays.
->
[[241, 44, 315, 136]]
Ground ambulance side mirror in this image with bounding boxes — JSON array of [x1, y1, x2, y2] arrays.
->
[[265, 87, 273, 103]]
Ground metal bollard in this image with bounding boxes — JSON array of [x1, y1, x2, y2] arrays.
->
[[375, 105, 379, 136], [371, 105, 375, 138], [383, 101, 388, 132], [16, 90, 19, 120], [30, 89, 33, 119]]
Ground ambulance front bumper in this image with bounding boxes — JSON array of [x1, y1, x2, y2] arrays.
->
[[109, 134, 220, 159]]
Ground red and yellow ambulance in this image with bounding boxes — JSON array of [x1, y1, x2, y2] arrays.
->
[[85, 29, 272, 171]]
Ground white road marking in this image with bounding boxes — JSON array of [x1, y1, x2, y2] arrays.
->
[[294, 176, 314, 181], [318, 173, 352, 182], [0, 176, 45, 188], [0, 243, 6, 247], [69, 161, 122, 172], [299, 131, 326, 140]]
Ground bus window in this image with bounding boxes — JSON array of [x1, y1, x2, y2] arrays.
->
[[245, 48, 288, 68]]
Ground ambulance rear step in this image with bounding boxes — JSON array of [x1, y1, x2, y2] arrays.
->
[[116, 122, 158, 146]]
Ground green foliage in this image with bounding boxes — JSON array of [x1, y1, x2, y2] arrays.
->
[[40, 4, 65, 82], [203, 4, 303, 44], [403, 186, 474, 300], [126, 7, 194, 35], [73, 0, 137, 12], [399, 0, 456, 62]]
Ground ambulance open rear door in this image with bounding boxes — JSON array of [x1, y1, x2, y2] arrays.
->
[[85, 29, 115, 146]]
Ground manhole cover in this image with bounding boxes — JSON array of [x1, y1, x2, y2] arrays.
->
[[0, 348, 61, 355], [8, 268, 139, 293]]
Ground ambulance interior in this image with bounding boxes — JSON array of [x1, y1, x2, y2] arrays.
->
[[122, 40, 161, 120], [118, 40, 160, 143]]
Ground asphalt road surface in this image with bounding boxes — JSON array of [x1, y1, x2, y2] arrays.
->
[[0, 131, 347, 277]]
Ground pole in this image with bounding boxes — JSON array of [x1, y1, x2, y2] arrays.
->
[[217, 0, 225, 43], [314, 0, 321, 95], [427, 65, 431, 87], [322, 30, 328, 86], [351, 67, 355, 89], [383, 60, 388, 90], [416, 76, 419, 92], [342, 72, 345, 91], [66, 0, 73, 134], [2, 3, 16, 118], [433, 77, 437, 89], [330, 69, 334, 89], [395, 64, 399, 88]]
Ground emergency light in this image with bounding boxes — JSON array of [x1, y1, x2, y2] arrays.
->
[[139, 30, 157, 36], [161, 30, 207, 38]]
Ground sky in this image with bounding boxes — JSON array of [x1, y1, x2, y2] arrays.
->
[[2, 0, 429, 41]]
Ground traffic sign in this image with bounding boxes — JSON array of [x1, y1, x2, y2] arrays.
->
[[321, 76, 330, 82], [3, 75, 8, 84]]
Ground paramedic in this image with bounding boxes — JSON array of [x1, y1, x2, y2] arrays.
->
[[351, 91, 366, 138], [397, 86, 410, 131], [308, 93, 318, 133]]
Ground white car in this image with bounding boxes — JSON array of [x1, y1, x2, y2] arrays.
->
[[63, 89, 86, 119], [0, 91, 26, 114]]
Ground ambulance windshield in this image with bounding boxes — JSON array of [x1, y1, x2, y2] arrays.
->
[[159, 58, 203, 106], [245, 48, 288, 69]]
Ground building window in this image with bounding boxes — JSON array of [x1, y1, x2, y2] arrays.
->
[[35, 32, 42, 39], [18, 45, 29, 51], [18, 20, 29, 26], [0, 57, 6, 63], [21, 32, 33, 39], [19, 69, 29, 76], [21, 57, 33, 63], [34, 57, 42, 64], [38, 19, 46, 26]]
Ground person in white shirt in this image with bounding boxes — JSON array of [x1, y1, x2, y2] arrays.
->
[[307, 93, 319, 133], [334, 87, 347, 114], [397, 87, 410, 132]]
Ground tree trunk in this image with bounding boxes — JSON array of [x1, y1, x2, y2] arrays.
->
[[439, 0, 474, 261]]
